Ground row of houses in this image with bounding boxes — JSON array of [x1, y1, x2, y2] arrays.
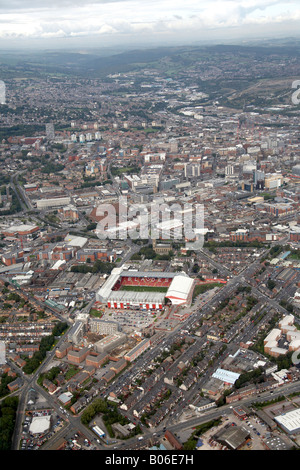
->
[[145, 389, 183, 428]]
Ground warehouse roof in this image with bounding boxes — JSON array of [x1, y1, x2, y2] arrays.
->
[[29, 415, 51, 435], [212, 368, 240, 385], [2, 224, 38, 234], [275, 409, 300, 434], [64, 234, 88, 248], [216, 426, 250, 450]]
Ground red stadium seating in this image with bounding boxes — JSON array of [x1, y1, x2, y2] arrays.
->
[[112, 275, 173, 290]]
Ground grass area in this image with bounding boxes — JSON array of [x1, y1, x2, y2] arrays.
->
[[287, 249, 300, 260], [110, 165, 140, 176], [65, 366, 79, 380], [192, 283, 223, 302], [81, 398, 142, 439], [119, 285, 169, 293], [289, 254, 300, 260], [89, 308, 103, 318]]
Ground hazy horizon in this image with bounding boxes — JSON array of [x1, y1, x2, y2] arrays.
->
[[0, 0, 300, 51]]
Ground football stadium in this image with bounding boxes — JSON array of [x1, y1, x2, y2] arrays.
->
[[96, 268, 195, 311]]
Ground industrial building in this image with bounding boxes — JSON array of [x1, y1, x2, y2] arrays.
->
[[1, 224, 39, 237], [262, 436, 291, 450], [274, 409, 300, 434], [212, 368, 241, 385], [215, 425, 250, 450], [36, 196, 71, 210]]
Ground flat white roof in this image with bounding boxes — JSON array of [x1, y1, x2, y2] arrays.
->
[[3, 224, 38, 232], [51, 260, 66, 270], [29, 415, 51, 434], [65, 234, 88, 248], [212, 368, 240, 385], [275, 409, 300, 433], [290, 331, 300, 341], [264, 329, 281, 343], [290, 339, 300, 349], [279, 315, 295, 327], [269, 347, 288, 355]]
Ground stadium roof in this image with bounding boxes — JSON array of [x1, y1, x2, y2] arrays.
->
[[121, 271, 176, 279], [96, 267, 123, 302], [108, 290, 166, 304], [96, 269, 194, 306], [96, 268, 176, 302], [165, 274, 194, 305]]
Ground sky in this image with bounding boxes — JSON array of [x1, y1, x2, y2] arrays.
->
[[0, 0, 300, 50]]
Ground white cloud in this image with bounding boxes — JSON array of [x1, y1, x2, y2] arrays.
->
[[0, 0, 299, 44]]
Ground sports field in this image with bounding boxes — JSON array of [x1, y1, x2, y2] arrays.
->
[[119, 285, 169, 293]]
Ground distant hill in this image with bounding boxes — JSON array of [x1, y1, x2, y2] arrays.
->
[[1, 42, 300, 80]]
